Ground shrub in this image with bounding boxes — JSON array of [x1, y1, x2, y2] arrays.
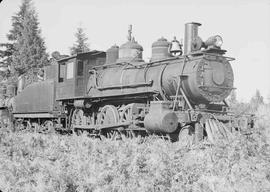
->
[[0, 107, 270, 192]]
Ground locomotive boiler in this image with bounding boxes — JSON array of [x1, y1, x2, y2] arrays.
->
[[10, 22, 251, 142], [82, 23, 235, 135]]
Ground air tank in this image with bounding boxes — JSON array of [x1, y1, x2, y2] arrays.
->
[[151, 37, 171, 61], [144, 101, 178, 133]]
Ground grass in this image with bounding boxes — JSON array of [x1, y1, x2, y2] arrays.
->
[[0, 104, 270, 192]]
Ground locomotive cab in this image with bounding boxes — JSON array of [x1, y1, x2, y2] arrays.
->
[[55, 51, 106, 100]]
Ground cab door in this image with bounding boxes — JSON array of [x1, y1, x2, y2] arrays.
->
[[75, 59, 85, 97], [56, 59, 76, 100]]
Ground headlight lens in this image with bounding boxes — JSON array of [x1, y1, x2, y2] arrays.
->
[[214, 35, 223, 47], [205, 35, 223, 48]]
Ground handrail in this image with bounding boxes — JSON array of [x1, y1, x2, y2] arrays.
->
[[97, 80, 153, 90]]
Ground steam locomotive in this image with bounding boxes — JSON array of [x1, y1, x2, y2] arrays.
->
[[1, 22, 252, 142]]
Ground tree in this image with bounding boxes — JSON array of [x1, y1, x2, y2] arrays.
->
[[0, 43, 13, 67], [0, 0, 31, 75], [7, 0, 31, 41], [70, 27, 90, 55], [227, 89, 237, 106], [267, 92, 270, 104], [0, 43, 13, 80], [4, 0, 49, 75], [250, 89, 264, 112]]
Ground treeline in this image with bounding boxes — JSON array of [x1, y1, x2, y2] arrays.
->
[[0, 0, 267, 106], [0, 0, 90, 82], [226, 89, 267, 114]]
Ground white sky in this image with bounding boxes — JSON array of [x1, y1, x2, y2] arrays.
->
[[0, 0, 270, 102]]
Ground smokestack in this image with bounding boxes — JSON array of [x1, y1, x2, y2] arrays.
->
[[184, 22, 201, 55]]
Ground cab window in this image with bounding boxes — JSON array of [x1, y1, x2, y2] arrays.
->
[[66, 62, 74, 79], [77, 60, 84, 76], [59, 63, 65, 82]]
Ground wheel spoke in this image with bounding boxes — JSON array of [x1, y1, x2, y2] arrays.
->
[[98, 105, 119, 125], [72, 109, 85, 127], [119, 104, 134, 123]]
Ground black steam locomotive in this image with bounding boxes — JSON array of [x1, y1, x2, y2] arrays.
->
[[1, 22, 252, 142]]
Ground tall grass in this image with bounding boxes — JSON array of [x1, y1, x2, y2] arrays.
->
[[255, 104, 270, 143], [0, 105, 269, 192]]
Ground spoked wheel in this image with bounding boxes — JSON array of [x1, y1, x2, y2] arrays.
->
[[41, 120, 55, 134], [106, 130, 122, 140], [32, 122, 39, 132], [98, 105, 119, 125], [119, 104, 134, 123], [14, 119, 25, 132], [119, 104, 143, 139], [126, 130, 136, 138], [25, 121, 32, 132], [98, 105, 120, 139], [72, 109, 85, 126], [178, 126, 194, 147], [71, 109, 85, 134]]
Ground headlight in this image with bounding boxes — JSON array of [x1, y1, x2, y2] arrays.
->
[[205, 35, 223, 48], [214, 35, 223, 47]]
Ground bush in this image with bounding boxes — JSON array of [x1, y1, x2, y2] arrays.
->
[[0, 104, 270, 192], [255, 104, 270, 143]]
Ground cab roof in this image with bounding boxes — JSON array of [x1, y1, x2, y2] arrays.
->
[[57, 50, 105, 62]]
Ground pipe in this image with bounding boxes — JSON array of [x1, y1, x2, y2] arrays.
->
[[97, 80, 153, 90], [180, 88, 193, 110]]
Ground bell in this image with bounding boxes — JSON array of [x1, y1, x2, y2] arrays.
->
[[169, 37, 182, 56]]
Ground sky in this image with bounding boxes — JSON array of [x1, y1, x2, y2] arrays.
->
[[0, 0, 270, 102]]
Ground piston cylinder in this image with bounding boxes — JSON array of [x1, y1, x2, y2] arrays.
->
[[144, 101, 178, 133]]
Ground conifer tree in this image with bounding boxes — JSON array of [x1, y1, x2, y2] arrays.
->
[[7, 0, 31, 41], [0, 43, 13, 66], [70, 27, 90, 55], [5, 0, 49, 75], [250, 89, 264, 112], [227, 89, 237, 106]]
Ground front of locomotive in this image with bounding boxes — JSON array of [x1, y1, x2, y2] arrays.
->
[[181, 22, 234, 106]]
